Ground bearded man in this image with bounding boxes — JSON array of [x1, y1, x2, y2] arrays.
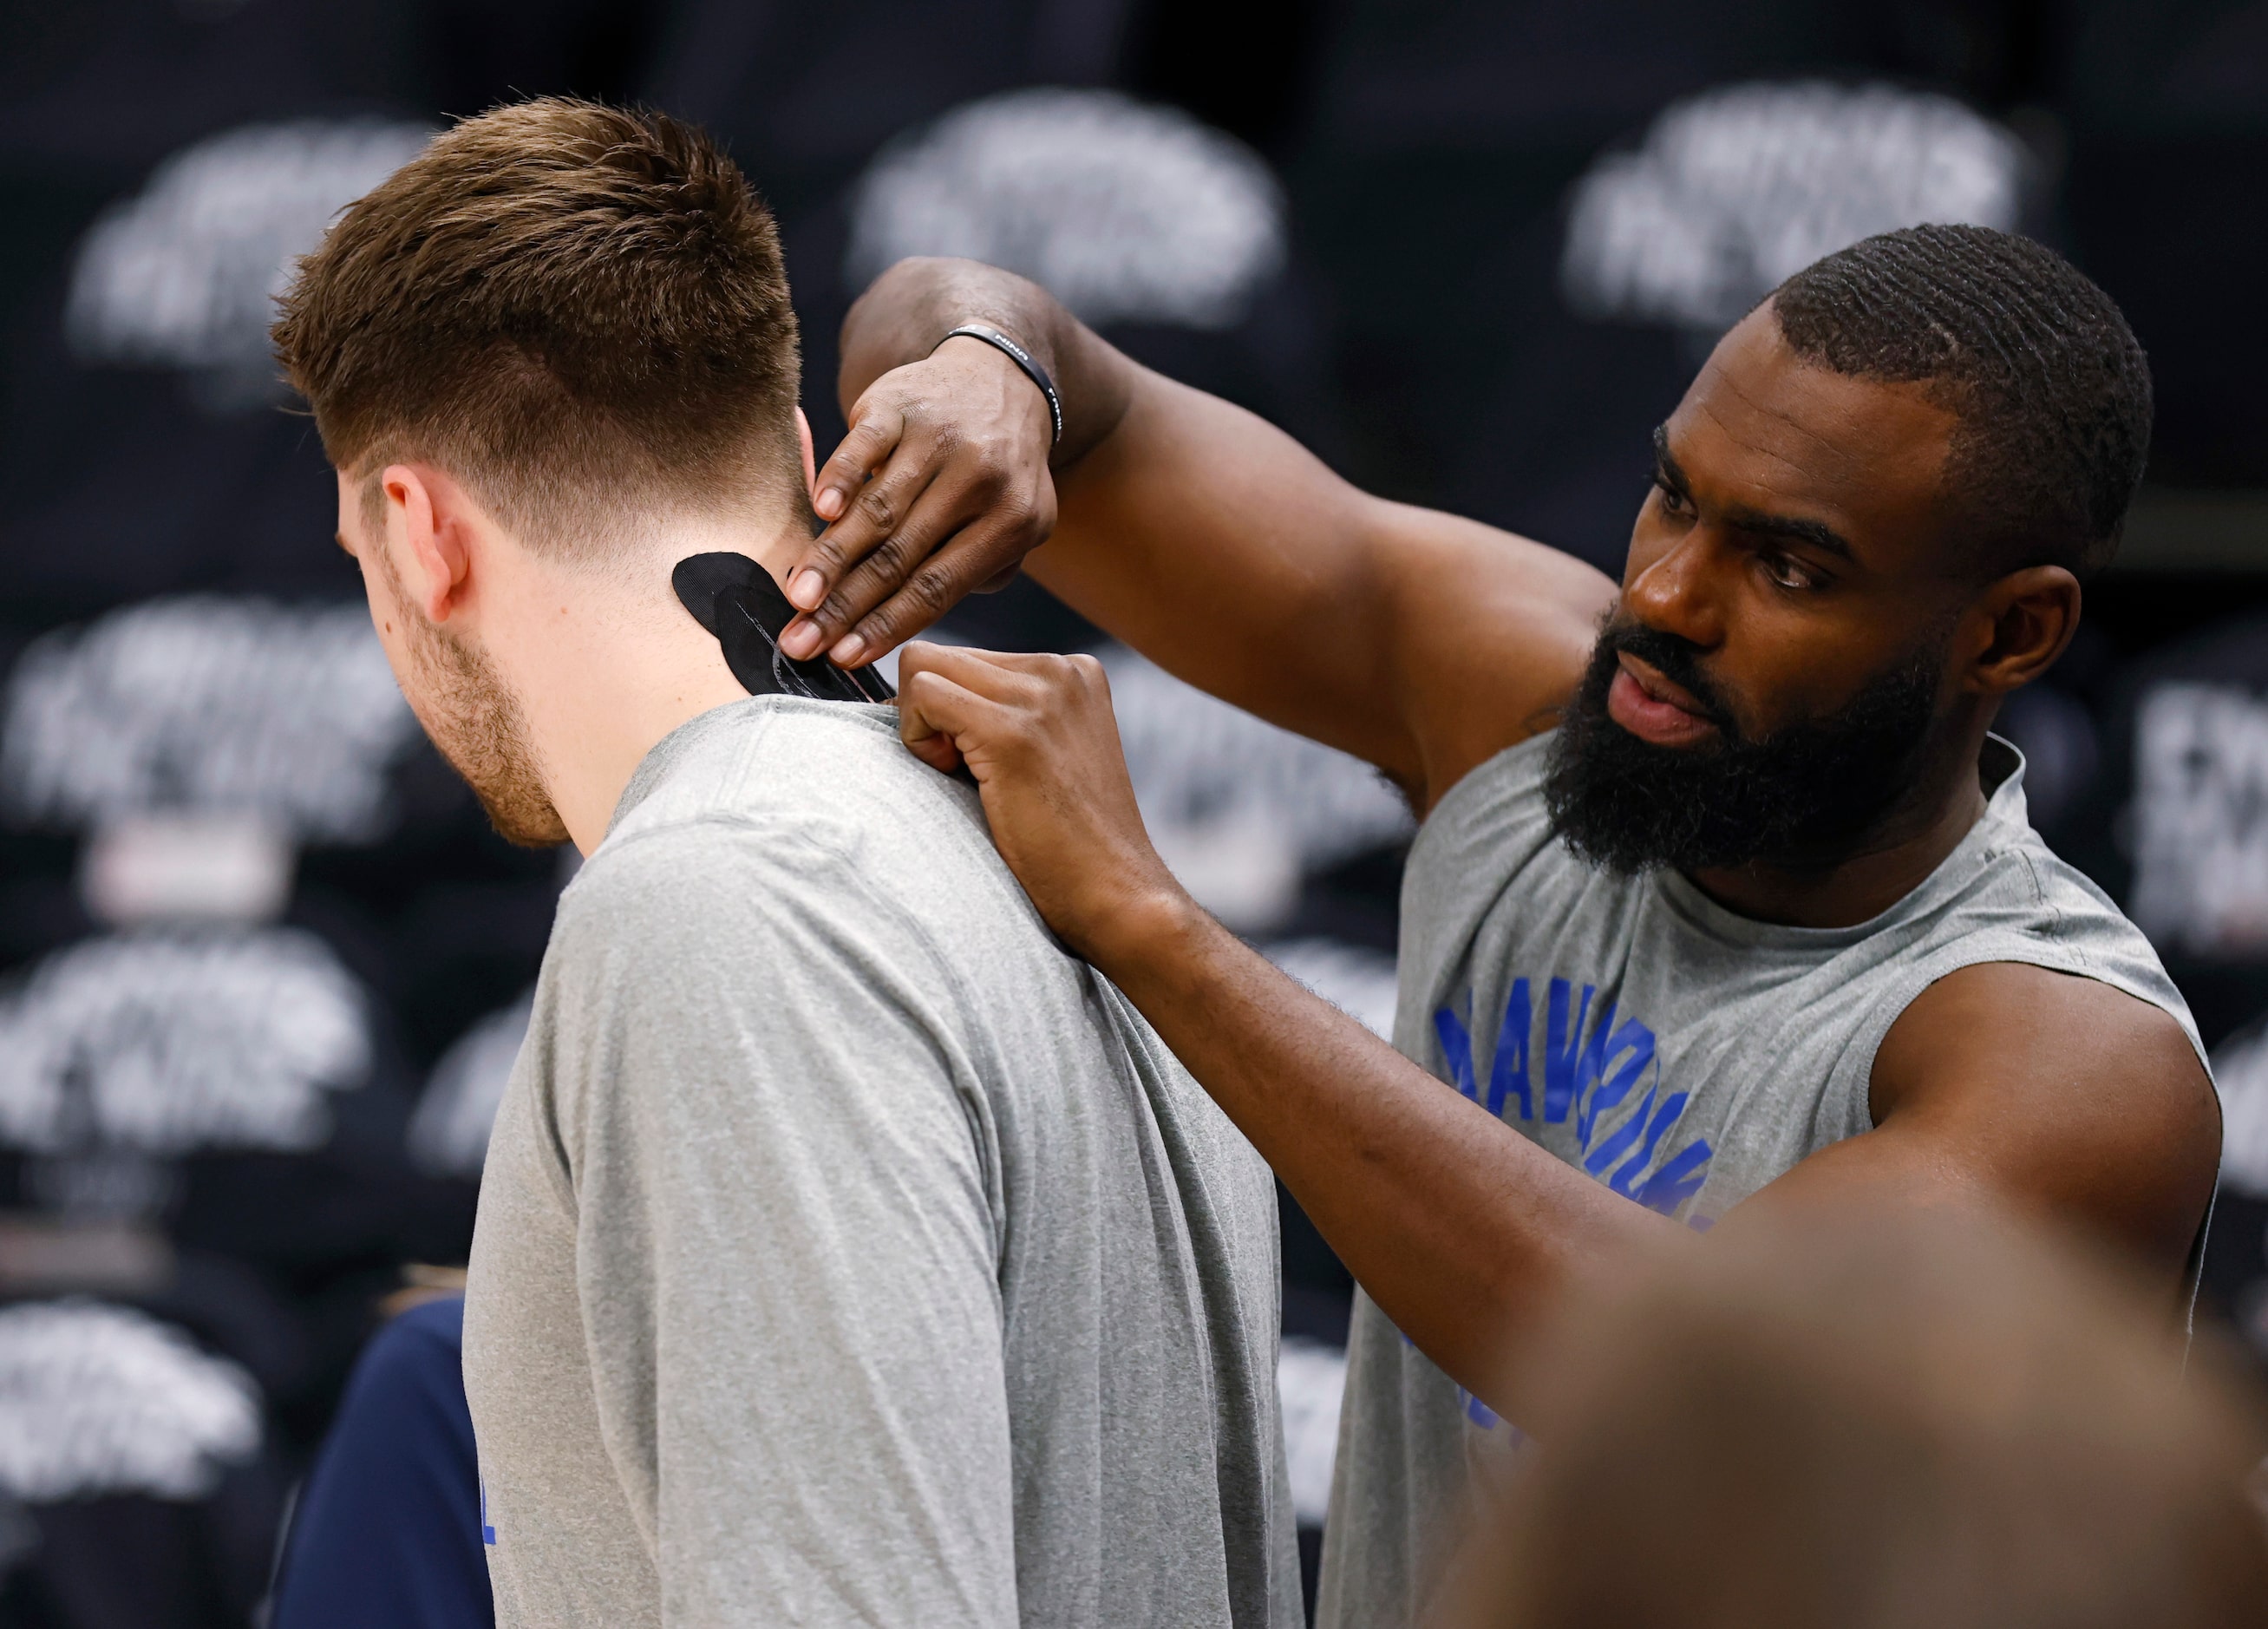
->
[[274, 100, 1299, 1629], [772, 226, 2221, 1626]]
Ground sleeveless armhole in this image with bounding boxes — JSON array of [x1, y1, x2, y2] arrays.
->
[[1832, 935, 2214, 1324]]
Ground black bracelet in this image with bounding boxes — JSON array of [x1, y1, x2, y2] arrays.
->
[[932, 324, 1064, 447]]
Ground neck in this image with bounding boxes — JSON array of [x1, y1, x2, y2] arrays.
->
[[1683, 716, 1996, 929], [499, 510, 807, 854]]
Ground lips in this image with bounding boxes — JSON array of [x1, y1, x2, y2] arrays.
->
[[1606, 655, 1720, 748]]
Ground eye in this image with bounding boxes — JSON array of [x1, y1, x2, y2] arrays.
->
[[1758, 548, 1820, 592], [1651, 474, 1694, 519]]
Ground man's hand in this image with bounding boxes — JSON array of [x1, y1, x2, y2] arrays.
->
[[896, 642, 1189, 962], [778, 337, 1058, 667], [832, 255, 1608, 809]]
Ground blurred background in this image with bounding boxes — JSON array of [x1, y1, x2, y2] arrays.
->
[[0, 1, 2264, 1622]]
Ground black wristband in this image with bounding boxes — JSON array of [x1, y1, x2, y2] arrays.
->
[[933, 324, 1064, 447]]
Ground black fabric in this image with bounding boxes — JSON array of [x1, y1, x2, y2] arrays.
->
[[673, 553, 896, 704]]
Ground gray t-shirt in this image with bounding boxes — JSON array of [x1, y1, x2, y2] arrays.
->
[[1315, 732, 2207, 1629], [463, 697, 1300, 1629]]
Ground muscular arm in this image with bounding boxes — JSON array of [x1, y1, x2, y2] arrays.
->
[[893, 645, 2223, 1420], [813, 258, 1613, 809], [1755, 961, 2221, 1282], [1089, 886, 1684, 1412], [1091, 900, 2214, 1416]]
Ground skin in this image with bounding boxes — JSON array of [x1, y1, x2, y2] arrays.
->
[[333, 412, 822, 858], [772, 258, 2219, 1419]]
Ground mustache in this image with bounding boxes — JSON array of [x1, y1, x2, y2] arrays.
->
[[1593, 617, 1736, 736]]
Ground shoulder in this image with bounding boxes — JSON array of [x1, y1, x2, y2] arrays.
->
[[544, 777, 1002, 1051], [556, 813, 929, 1002], [1406, 728, 1565, 877], [566, 703, 977, 945], [1880, 960, 2207, 1084], [1873, 960, 2219, 1268], [1363, 502, 1613, 814], [555, 816, 814, 959], [1874, 773, 2209, 1093], [611, 697, 968, 841], [383, 1293, 466, 1354]]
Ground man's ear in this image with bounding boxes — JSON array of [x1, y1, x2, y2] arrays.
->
[[382, 464, 476, 624], [795, 407, 817, 501], [1961, 565, 2082, 697]]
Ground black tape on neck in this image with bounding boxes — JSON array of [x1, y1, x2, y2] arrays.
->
[[673, 553, 895, 705]]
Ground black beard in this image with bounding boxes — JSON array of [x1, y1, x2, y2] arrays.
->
[[1541, 618, 1944, 875]]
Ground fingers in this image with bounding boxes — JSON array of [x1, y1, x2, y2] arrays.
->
[[785, 347, 1059, 663], [787, 479, 990, 661], [818, 494, 1054, 666], [809, 400, 904, 530], [895, 646, 1120, 778], [896, 662, 1000, 775], [788, 408, 922, 618], [899, 642, 1108, 708], [893, 644, 1161, 958]]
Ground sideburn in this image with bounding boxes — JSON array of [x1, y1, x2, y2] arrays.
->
[[367, 539, 569, 848]]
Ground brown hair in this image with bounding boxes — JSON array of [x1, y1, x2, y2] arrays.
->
[[273, 97, 801, 555], [1446, 1206, 2268, 1629]]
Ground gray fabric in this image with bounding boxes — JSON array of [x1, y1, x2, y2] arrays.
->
[[1315, 731, 2207, 1629], [463, 697, 1300, 1629]]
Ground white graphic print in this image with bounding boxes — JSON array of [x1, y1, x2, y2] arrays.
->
[[1562, 81, 2024, 332], [0, 1300, 260, 1502], [67, 120, 431, 409], [408, 991, 534, 1179], [1102, 645, 1413, 932], [846, 88, 1284, 330], [0, 929, 369, 1156], [2130, 683, 2268, 956], [3, 596, 416, 842]]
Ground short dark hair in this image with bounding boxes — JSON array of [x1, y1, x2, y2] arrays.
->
[[1770, 223, 2151, 580], [273, 97, 801, 556]]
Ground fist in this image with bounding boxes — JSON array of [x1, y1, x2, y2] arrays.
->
[[896, 643, 1187, 960]]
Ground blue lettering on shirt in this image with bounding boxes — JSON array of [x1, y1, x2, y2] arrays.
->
[[1435, 976, 1711, 1218], [480, 1477, 496, 1546]]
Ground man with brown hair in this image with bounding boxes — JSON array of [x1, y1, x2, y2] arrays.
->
[[274, 99, 1299, 1628]]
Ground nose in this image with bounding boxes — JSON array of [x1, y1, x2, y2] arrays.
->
[[1623, 526, 1728, 651]]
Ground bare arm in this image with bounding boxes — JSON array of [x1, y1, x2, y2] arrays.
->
[[1755, 960, 2222, 1280], [892, 644, 2223, 1417], [794, 258, 1614, 809]]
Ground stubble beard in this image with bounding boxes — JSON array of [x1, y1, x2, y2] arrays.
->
[[375, 555, 569, 849]]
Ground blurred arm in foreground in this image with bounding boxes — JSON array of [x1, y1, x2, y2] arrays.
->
[[1441, 1204, 2268, 1629]]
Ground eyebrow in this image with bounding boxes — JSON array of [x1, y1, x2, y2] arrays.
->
[[1652, 424, 1858, 563]]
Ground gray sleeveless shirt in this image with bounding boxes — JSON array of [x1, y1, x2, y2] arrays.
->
[[1313, 730, 2208, 1629]]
